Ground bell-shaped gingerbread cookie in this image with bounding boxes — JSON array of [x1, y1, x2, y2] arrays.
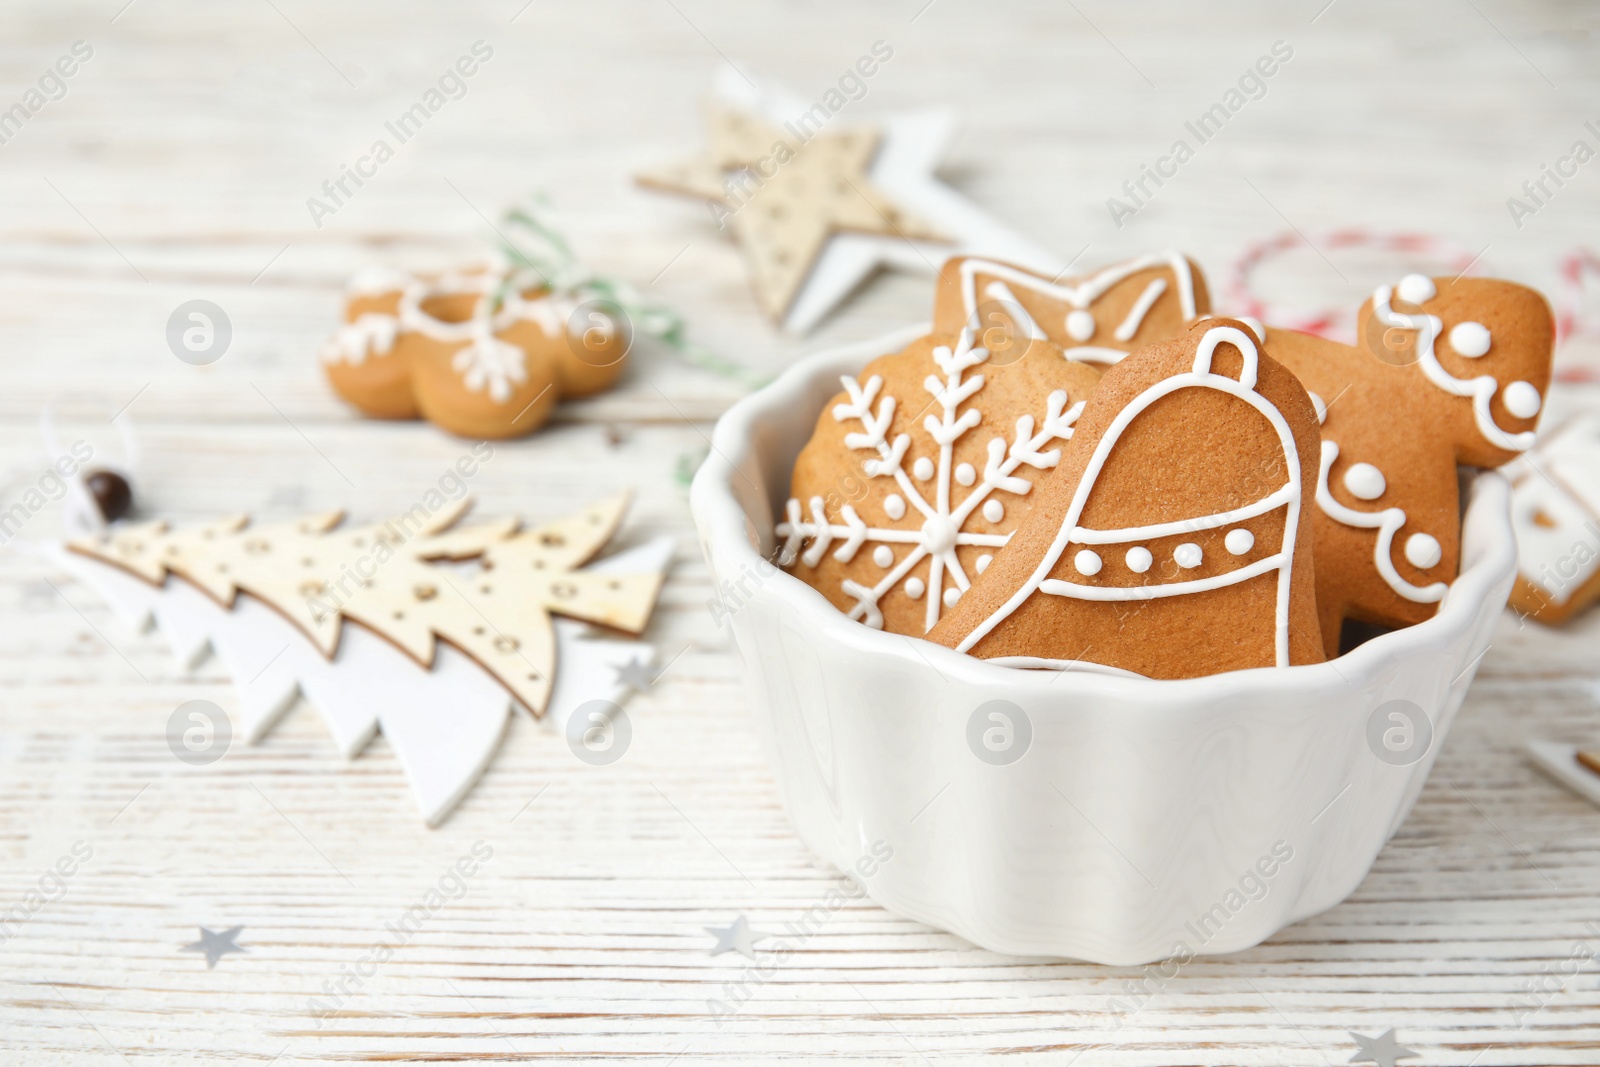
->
[[1259, 274, 1554, 652], [930, 320, 1324, 679]]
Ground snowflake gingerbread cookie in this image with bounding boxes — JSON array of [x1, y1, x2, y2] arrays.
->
[[931, 250, 1212, 367], [930, 320, 1324, 679], [1260, 274, 1554, 651], [777, 329, 1101, 635], [322, 264, 628, 439]]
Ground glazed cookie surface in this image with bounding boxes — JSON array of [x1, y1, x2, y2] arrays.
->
[[931, 251, 1211, 367], [777, 329, 1101, 636], [929, 319, 1324, 679], [1260, 274, 1553, 652]]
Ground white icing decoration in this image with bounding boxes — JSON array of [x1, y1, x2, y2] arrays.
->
[[1449, 321, 1491, 357], [976, 554, 992, 574], [872, 545, 894, 568], [979, 280, 1046, 342], [1074, 550, 1103, 576], [955, 462, 976, 486], [1397, 273, 1436, 305], [956, 251, 1199, 366], [777, 330, 1083, 632], [1113, 278, 1168, 342], [913, 457, 935, 481], [884, 494, 906, 520], [1504, 415, 1600, 605], [1225, 528, 1254, 555], [1405, 533, 1442, 569], [1504, 380, 1542, 419], [1173, 542, 1203, 569], [1066, 309, 1096, 342], [955, 326, 1303, 668], [1125, 546, 1152, 573], [1307, 391, 1327, 425], [321, 313, 398, 366], [1239, 316, 1265, 340], [942, 587, 961, 608], [1315, 440, 1447, 604], [1369, 282, 1537, 453], [1342, 462, 1386, 501], [983, 499, 1004, 524], [451, 329, 527, 404]]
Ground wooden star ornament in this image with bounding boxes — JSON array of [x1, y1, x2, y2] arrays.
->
[[639, 103, 947, 324]]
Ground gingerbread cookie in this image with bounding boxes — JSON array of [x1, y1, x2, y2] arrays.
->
[[1258, 274, 1554, 652], [321, 267, 420, 420], [931, 251, 1211, 367], [321, 265, 629, 439], [776, 328, 1101, 636], [929, 320, 1324, 679], [1505, 416, 1600, 625]]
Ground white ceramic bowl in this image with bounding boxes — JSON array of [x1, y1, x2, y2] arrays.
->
[[690, 325, 1516, 965]]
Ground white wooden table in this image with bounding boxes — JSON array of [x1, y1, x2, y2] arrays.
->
[[4, 1, 1600, 1063]]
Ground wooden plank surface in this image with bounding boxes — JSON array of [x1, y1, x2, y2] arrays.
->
[[3, 0, 1600, 1063]]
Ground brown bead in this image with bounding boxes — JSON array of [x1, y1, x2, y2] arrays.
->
[[84, 469, 133, 522]]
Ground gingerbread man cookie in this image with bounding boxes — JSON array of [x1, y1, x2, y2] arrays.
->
[[776, 328, 1101, 636], [929, 320, 1324, 679], [321, 265, 629, 439], [1259, 274, 1554, 652], [1505, 416, 1600, 625], [932, 251, 1211, 367]]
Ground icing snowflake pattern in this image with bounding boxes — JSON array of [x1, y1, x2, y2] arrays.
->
[[777, 330, 1083, 632], [320, 313, 398, 366], [452, 329, 528, 403]]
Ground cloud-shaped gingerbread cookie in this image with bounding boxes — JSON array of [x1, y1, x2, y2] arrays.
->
[[932, 251, 1211, 367]]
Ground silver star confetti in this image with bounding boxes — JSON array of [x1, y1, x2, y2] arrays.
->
[[612, 657, 658, 691], [1348, 1028, 1419, 1067], [182, 925, 247, 969], [704, 915, 770, 959]]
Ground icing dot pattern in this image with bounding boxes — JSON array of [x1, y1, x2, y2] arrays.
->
[[1449, 321, 1491, 357], [1504, 380, 1542, 419], [1225, 528, 1255, 555], [1343, 462, 1386, 501], [1125, 546, 1152, 573], [1074, 549, 1103, 576], [1065, 309, 1096, 341], [1405, 532, 1442, 569], [1174, 542, 1203, 569], [1397, 273, 1437, 306]]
